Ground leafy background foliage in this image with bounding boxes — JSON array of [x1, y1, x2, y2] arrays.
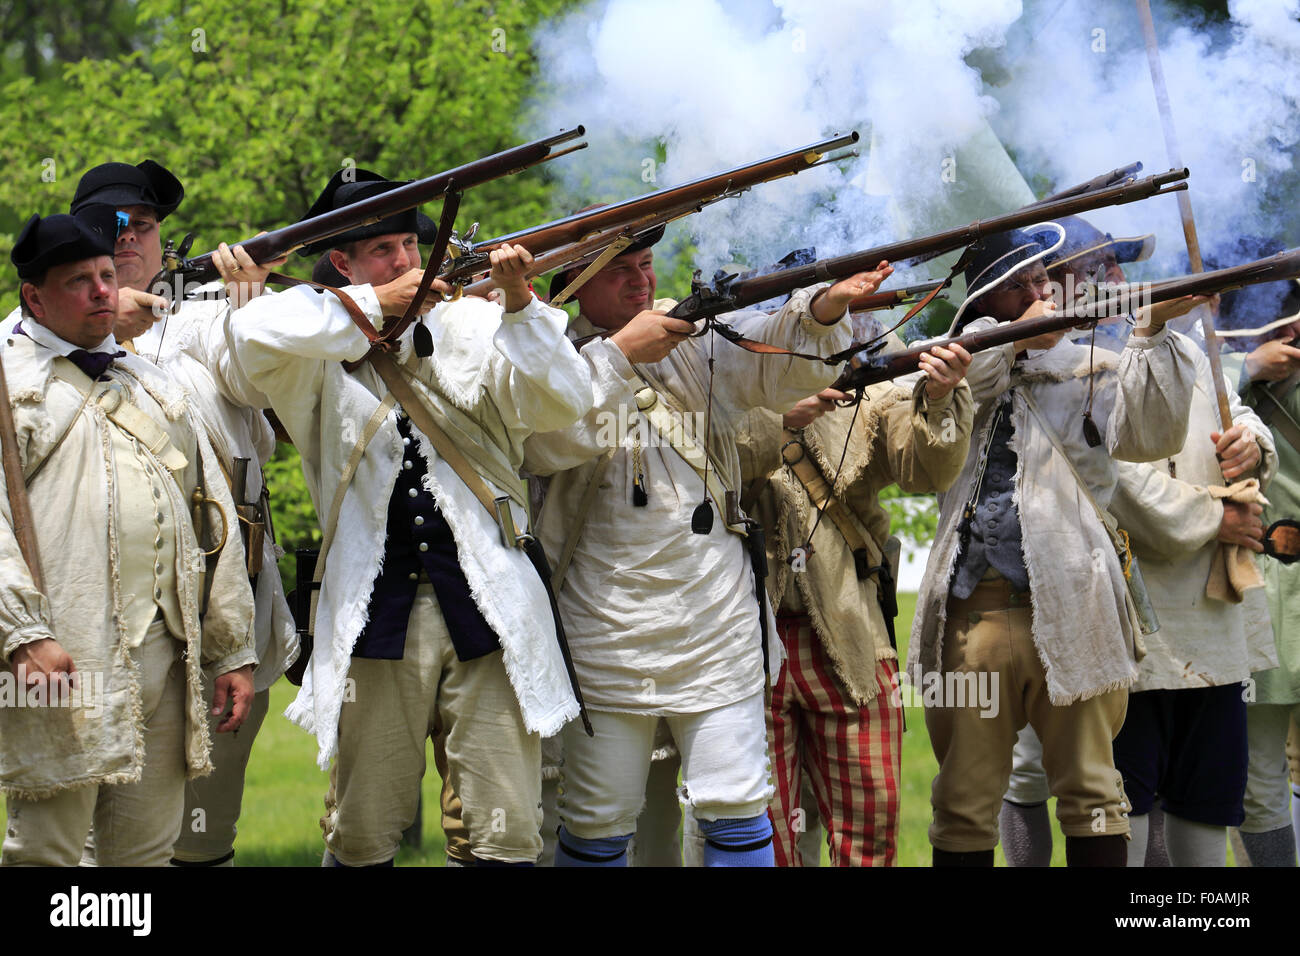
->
[[0, 0, 1234, 581]]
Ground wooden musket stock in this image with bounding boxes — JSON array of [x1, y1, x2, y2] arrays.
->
[[441, 132, 860, 284]]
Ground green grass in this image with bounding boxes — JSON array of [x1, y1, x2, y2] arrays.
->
[[0, 594, 1102, 867]]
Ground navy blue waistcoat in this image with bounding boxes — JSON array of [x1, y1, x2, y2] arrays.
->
[[353, 416, 502, 662]]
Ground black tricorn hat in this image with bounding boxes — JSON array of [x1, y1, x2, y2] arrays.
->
[[298, 168, 437, 257], [70, 160, 184, 220], [547, 220, 666, 301], [1045, 215, 1155, 274], [12, 204, 119, 280], [945, 224, 1063, 334]]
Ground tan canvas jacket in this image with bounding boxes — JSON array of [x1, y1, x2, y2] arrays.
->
[[738, 377, 973, 704], [0, 332, 256, 799]]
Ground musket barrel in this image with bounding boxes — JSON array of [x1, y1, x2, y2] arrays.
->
[[463, 132, 860, 258], [1030, 161, 1144, 206], [715, 168, 1189, 314], [832, 247, 1300, 392], [165, 127, 587, 289]]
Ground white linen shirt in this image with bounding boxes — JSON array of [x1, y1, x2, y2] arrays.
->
[[217, 284, 593, 766], [1107, 334, 1279, 690], [524, 288, 851, 714]]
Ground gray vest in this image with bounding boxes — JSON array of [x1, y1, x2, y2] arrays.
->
[[951, 396, 1029, 598]]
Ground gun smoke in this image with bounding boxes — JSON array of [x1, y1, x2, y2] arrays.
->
[[527, 0, 1300, 320]]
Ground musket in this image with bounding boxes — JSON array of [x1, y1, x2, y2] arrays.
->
[[1029, 161, 1144, 206], [899, 162, 1149, 273], [150, 127, 588, 296], [667, 168, 1190, 325], [458, 191, 753, 300], [830, 247, 1300, 393], [846, 280, 946, 314], [440, 133, 861, 285]]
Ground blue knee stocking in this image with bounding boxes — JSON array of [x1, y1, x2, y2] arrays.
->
[[698, 815, 775, 867], [554, 827, 632, 867]]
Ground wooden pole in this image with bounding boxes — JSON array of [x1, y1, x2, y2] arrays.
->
[[0, 350, 44, 594], [1136, 0, 1234, 429]]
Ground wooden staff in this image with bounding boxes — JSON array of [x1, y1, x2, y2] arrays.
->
[[1136, 0, 1234, 428], [0, 351, 44, 593]]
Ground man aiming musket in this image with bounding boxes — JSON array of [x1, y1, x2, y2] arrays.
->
[[909, 223, 1198, 867]]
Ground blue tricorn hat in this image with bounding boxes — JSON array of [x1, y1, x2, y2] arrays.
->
[[298, 168, 437, 257], [1045, 215, 1154, 274], [945, 224, 1064, 334], [11, 204, 120, 280], [70, 160, 184, 220]]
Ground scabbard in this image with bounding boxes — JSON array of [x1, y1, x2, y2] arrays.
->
[[747, 526, 771, 681], [520, 535, 594, 737]]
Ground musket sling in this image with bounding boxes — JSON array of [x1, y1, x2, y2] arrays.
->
[[1020, 391, 1159, 638], [303, 280, 593, 734], [780, 428, 901, 647]]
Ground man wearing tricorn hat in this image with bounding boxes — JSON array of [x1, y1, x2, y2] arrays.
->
[[910, 224, 1197, 866], [44, 159, 299, 868], [1219, 268, 1300, 866], [0, 205, 256, 866], [538, 222, 688, 866], [999, 214, 1161, 865], [999, 219, 1275, 869], [209, 166, 595, 866], [3, 161, 188, 343], [523, 221, 890, 866]]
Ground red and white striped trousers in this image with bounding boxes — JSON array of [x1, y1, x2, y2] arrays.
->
[[768, 612, 902, 866]]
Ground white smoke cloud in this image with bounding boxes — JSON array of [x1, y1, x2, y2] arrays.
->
[[991, 0, 1300, 279], [529, 0, 1024, 278], [528, 0, 1300, 321]]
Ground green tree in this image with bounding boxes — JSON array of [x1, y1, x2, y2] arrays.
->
[[0, 0, 580, 285], [0, 0, 586, 584]]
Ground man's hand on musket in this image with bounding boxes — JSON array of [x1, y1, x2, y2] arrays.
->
[[211, 664, 255, 733], [1138, 293, 1213, 331], [489, 243, 536, 314], [1219, 499, 1265, 553], [10, 638, 78, 699], [811, 261, 894, 325], [1131, 293, 1213, 338], [213, 236, 289, 310], [1212, 424, 1261, 482], [611, 310, 695, 364], [918, 343, 972, 402], [1244, 335, 1300, 383], [374, 269, 451, 318], [1012, 299, 1065, 352], [783, 388, 850, 429], [115, 287, 168, 342]]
